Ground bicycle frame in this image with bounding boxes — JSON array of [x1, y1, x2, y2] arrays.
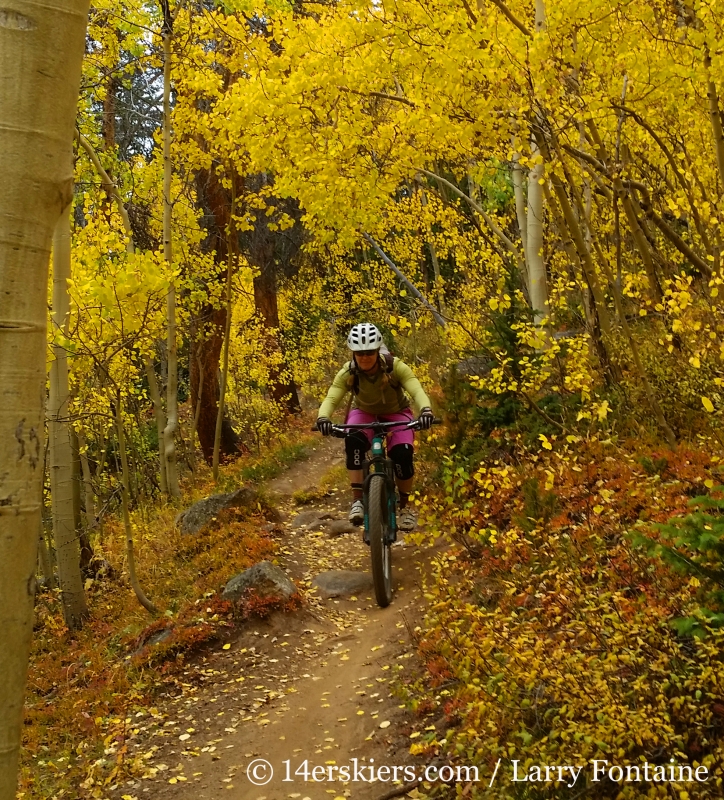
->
[[362, 433, 397, 544]]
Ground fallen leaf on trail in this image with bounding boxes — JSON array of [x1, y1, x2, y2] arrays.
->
[[379, 721, 390, 728], [223, 644, 231, 650], [356, 710, 364, 715], [179, 734, 190, 741]]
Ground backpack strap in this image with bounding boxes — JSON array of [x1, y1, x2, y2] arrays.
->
[[383, 353, 400, 388], [346, 360, 360, 395]]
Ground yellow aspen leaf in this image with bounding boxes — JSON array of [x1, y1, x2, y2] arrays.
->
[[702, 397, 715, 413]]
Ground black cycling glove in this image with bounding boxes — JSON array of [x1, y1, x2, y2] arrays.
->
[[317, 417, 333, 436], [418, 408, 434, 430]]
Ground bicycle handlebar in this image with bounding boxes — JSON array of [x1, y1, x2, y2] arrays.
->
[[311, 418, 442, 436]]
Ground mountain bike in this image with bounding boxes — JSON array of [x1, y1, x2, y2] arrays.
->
[[317, 418, 439, 608]]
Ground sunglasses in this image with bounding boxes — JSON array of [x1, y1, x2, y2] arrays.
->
[[355, 350, 379, 357]]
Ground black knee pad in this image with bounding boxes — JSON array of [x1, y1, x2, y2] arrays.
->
[[389, 443, 414, 480], [345, 431, 370, 470]]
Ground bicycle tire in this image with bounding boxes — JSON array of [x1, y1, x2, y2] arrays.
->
[[368, 474, 393, 607]]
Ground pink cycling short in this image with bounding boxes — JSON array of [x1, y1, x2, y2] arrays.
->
[[346, 407, 415, 449]]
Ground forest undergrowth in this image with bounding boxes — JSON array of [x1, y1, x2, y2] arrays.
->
[[401, 413, 724, 798], [20, 420, 313, 799]]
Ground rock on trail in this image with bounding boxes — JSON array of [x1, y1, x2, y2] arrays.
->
[[222, 561, 298, 602]]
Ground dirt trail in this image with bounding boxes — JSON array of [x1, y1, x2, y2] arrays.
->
[[111, 440, 435, 800]]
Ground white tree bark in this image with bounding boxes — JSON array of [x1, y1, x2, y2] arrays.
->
[[526, 0, 549, 327], [160, 18, 180, 498], [511, 130, 530, 294], [526, 144, 548, 325], [0, 0, 89, 794], [48, 203, 88, 630]]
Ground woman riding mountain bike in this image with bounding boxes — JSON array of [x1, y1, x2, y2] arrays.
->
[[316, 322, 434, 532]]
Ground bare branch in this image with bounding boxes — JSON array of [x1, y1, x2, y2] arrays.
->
[[362, 233, 447, 328], [75, 131, 135, 254], [339, 86, 416, 108], [489, 0, 531, 36], [416, 167, 527, 279]]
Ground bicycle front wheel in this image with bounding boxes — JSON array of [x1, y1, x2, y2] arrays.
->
[[368, 474, 393, 607]]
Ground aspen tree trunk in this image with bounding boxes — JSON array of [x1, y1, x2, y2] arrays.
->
[[252, 261, 303, 413], [705, 53, 724, 196], [511, 142, 530, 285], [526, 0, 548, 326], [0, 1, 89, 795], [191, 166, 244, 463], [71, 429, 93, 571], [144, 357, 168, 493], [213, 178, 236, 480], [526, 146, 547, 325], [191, 357, 204, 470], [48, 203, 87, 629], [77, 431, 97, 527], [160, 10, 180, 498], [37, 520, 55, 589]]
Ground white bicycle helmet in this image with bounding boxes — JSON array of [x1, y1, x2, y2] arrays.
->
[[347, 322, 384, 351]]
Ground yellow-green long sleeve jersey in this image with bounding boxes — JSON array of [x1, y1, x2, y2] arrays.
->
[[317, 358, 432, 419]]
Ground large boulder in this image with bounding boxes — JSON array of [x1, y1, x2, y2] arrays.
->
[[312, 570, 374, 598], [176, 487, 257, 535], [222, 561, 297, 602], [291, 510, 333, 529], [324, 519, 356, 537]]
